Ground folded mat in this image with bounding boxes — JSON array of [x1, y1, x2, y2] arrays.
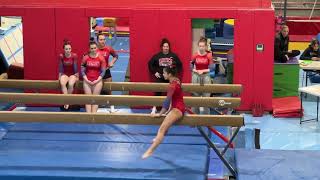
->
[[272, 96, 303, 117]]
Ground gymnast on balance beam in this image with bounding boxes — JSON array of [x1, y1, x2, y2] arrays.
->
[[142, 62, 185, 159]]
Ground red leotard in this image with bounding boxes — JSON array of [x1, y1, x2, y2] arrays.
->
[[168, 79, 185, 114], [59, 53, 78, 76], [191, 51, 214, 70], [97, 46, 117, 66], [82, 55, 106, 82]]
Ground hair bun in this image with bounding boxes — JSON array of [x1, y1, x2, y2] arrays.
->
[[63, 39, 70, 43], [63, 39, 71, 48]]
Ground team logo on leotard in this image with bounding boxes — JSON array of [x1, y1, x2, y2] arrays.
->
[[63, 60, 73, 65], [159, 58, 173, 67], [87, 61, 100, 67], [218, 100, 231, 107], [196, 57, 209, 64]]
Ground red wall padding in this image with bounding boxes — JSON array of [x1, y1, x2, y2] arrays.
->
[[252, 10, 274, 111], [130, 9, 191, 83], [116, 18, 129, 27], [233, 11, 255, 110], [0, 0, 271, 8], [55, 8, 89, 77], [23, 8, 56, 80], [286, 21, 320, 36]]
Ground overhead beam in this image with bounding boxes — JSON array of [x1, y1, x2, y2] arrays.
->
[[0, 92, 241, 108], [0, 80, 242, 93], [0, 111, 245, 127]]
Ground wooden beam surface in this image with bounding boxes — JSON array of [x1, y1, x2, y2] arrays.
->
[[0, 111, 244, 127], [0, 80, 242, 93], [0, 92, 241, 108]]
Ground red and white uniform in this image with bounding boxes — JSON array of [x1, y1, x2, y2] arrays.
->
[[59, 53, 78, 76], [167, 79, 185, 114], [97, 46, 117, 66], [191, 51, 214, 70], [82, 55, 106, 82]]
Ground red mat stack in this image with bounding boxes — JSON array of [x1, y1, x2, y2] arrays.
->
[[272, 96, 303, 118]]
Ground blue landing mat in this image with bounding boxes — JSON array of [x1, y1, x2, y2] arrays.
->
[[8, 123, 204, 136], [0, 106, 209, 179], [3, 131, 207, 145], [235, 148, 320, 180], [0, 140, 208, 180]]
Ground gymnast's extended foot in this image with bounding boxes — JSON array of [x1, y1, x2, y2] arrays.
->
[[142, 149, 153, 159]]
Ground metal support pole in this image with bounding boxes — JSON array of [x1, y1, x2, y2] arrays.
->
[[197, 126, 237, 177], [221, 127, 240, 156]]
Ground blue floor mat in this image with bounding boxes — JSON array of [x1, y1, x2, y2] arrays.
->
[[244, 114, 320, 150], [0, 139, 208, 180], [106, 37, 129, 52], [236, 148, 320, 180], [8, 123, 205, 136], [3, 131, 207, 145], [0, 106, 209, 179]]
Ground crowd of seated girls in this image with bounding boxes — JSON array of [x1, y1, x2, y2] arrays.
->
[[58, 33, 118, 113]]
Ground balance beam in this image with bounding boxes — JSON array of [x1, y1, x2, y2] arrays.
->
[[0, 111, 244, 127], [0, 93, 240, 108], [0, 79, 242, 93]]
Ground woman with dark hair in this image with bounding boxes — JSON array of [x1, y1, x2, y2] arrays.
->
[[96, 32, 119, 113], [58, 39, 79, 110], [190, 37, 214, 114], [142, 63, 185, 159], [148, 38, 183, 114], [300, 39, 320, 83], [300, 39, 320, 60], [81, 38, 107, 113]]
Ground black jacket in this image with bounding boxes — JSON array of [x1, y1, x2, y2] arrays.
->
[[274, 33, 289, 62], [300, 46, 320, 60], [148, 52, 183, 79]]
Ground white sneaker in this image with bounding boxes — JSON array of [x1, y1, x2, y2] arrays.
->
[[109, 105, 118, 113], [151, 106, 157, 115]]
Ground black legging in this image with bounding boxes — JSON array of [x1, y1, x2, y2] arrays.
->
[[154, 77, 168, 96]]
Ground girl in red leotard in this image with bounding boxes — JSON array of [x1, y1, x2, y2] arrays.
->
[[142, 63, 185, 159], [81, 39, 107, 113], [96, 32, 119, 112], [191, 37, 214, 114], [58, 39, 79, 110]]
